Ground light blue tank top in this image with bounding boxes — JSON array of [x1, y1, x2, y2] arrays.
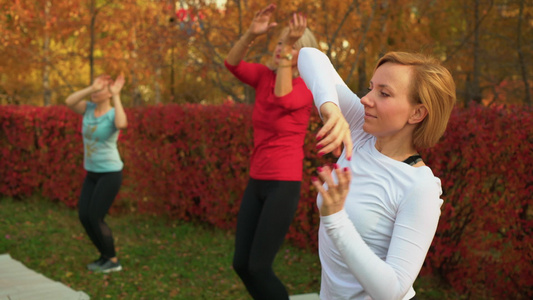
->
[[82, 102, 123, 172]]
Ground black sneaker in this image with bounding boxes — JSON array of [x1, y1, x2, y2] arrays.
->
[[86, 257, 106, 271], [94, 259, 122, 273]]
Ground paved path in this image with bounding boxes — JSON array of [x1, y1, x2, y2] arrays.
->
[[0, 253, 90, 300], [0, 253, 319, 299], [290, 293, 320, 300]]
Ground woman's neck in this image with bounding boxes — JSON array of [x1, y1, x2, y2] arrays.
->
[[94, 100, 111, 117], [273, 67, 299, 78], [374, 135, 417, 162]]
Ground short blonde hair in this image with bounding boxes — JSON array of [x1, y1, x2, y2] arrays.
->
[[376, 52, 456, 149], [267, 27, 318, 72]]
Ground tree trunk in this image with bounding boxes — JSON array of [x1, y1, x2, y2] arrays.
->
[[470, 0, 482, 105], [42, 1, 51, 106], [325, 0, 359, 66], [357, 55, 367, 96], [130, 26, 142, 105], [517, 0, 531, 105], [170, 46, 175, 102], [154, 66, 162, 104], [346, 0, 378, 86], [89, 0, 96, 84], [244, 85, 255, 104]]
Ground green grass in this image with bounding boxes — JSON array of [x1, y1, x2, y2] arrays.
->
[[0, 196, 456, 299]]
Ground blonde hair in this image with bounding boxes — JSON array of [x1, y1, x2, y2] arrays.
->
[[267, 27, 318, 71], [376, 52, 456, 149]]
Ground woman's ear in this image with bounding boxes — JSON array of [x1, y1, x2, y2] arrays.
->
[[408, 104, 428, 124]]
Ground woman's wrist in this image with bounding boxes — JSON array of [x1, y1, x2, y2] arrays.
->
[[320, 102, 341, 119], [241, 32, 257, 46]]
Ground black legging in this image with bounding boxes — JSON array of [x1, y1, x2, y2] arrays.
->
[[233, 178, 301, 300], [78, 171, 122, 260]]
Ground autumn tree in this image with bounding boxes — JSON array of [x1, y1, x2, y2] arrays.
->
[[0, 0, 530, 106], [0, 0, 81, 105]]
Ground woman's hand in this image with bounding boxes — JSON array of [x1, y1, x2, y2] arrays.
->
[[109, 73, 125, 96], [247, 4, 278, 37], [312, 164, 351, 216], [91, 75, 111, 92], [284, 13, 307, 46], [316, 102, 353, 160]]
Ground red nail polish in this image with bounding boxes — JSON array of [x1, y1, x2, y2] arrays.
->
[[318, 151, 324, 157], [344, 167, 349, 172], [347, 156, 352, 161], [316, 135, 322, 140], [317, 166, 323, 172], [311, 176, 318, 182], [334, 163, 339, 169], [316, 144, 323, 149]]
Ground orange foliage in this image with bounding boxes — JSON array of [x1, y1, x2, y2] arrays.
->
[[0, 0, 531, 106]]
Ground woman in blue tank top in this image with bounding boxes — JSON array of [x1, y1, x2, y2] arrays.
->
[[65, 73, 128, 273]]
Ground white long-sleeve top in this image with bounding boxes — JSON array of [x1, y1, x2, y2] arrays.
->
[[298, 48, 443, 300]]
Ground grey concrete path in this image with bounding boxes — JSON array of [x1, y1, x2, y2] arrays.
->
[[0, 253, 90, 300], [290, 293, 321, 300], [0, 252, 319, 299]]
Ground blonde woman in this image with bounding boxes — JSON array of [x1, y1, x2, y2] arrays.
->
[[65, 73, 127, 273], [299, 48, 456, 300], [225, 4, 319, 299]]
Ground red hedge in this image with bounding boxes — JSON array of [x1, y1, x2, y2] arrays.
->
[[420, 105, 533, 299], [1, 103, 531, 298]]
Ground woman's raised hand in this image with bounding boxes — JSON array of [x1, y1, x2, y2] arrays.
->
[[285, 13, 307, 46], [312, 164, 351, 216], [109, 72, 125, 96], [247, 4, 278, 36], [316, 102, 353, 160], [91, 75, 111, 92]]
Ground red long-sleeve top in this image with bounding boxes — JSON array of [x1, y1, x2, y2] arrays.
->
[[225, 60, 313, 181]]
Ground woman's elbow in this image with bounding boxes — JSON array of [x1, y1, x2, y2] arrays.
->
[[116, 121, 128, 129]]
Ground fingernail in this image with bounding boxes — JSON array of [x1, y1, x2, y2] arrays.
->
[[344, 167, 349, 172], [318, 151, 324, 157], [347, 156, 352, 161], [317, 166, 323, 172], [334, 163, 339, 169], [311, 176, 318, 182], [316, 135, 322, 140], [316, 144, 323, 149]]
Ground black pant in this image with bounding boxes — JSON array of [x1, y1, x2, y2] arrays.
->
[[78, 171, 122, 260], [233, 178, 301, 300]]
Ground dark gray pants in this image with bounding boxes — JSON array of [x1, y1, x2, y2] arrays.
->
[[233, 178, 301, 300], [78, 171, 122, 259]]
